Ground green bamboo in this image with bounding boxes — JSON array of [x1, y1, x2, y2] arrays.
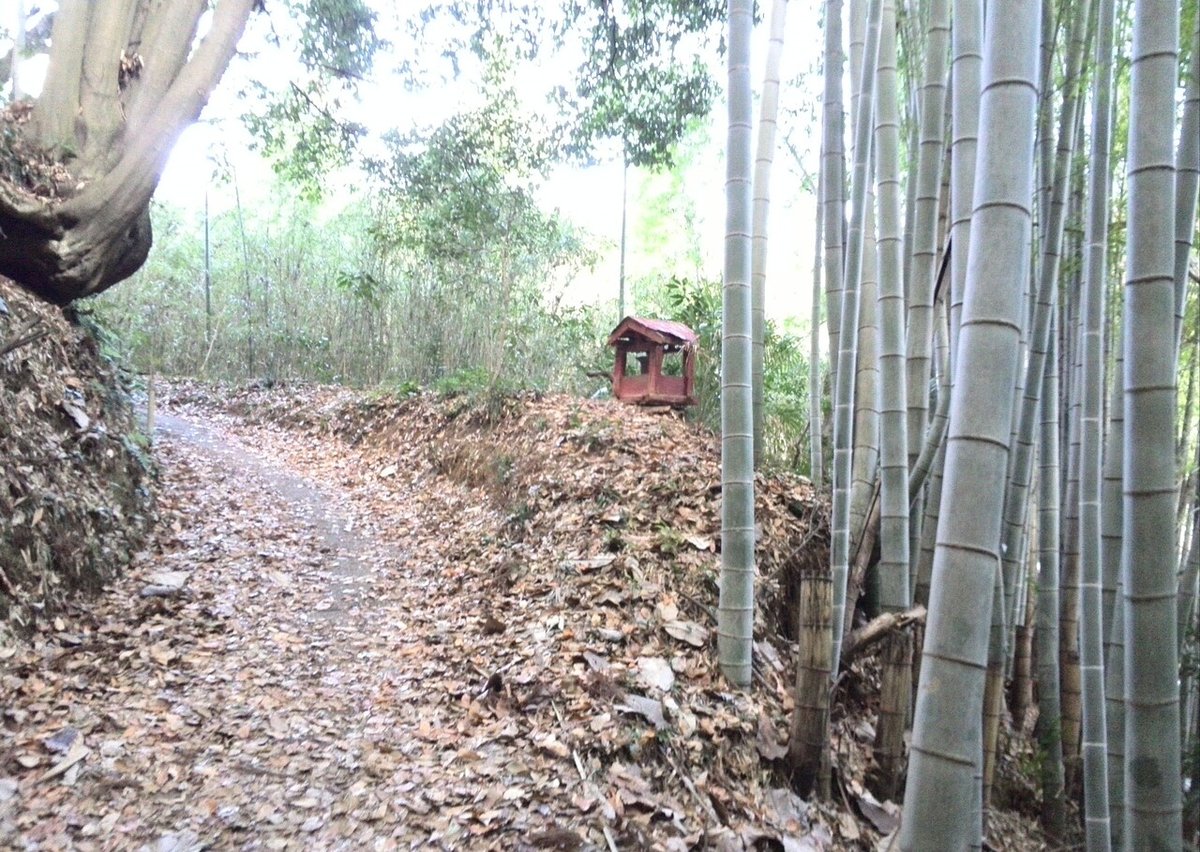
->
[[948, 0, 982, 368], [847, 0, 880, 560], [717, 0, 757, 688], [830, 0, 884, 674], [850, 205, 880, 549], [1039, 309, 1067, 842], [870, 0, 910, 796], [810, 169, 825, 487], [903, 0, 950, 470], [878, 0, 912, 607], [998, 0, 1092, 668], [900, 0, 1041, 844], [750, 0, 789, 468], [1078, 0, 1116, 842], [823, 0, 846, 385], [1102, 327, 1127, 845], [1172, 15, 1199, 358], [1121, 0, 1182, 842]]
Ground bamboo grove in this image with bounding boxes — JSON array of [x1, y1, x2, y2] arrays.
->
[[716, 0, 1199, 846]]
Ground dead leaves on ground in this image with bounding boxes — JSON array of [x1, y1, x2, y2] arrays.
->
[[145, 383, 857, 849], [0, 277, 155, 641], [3, 381, 1049, 850]]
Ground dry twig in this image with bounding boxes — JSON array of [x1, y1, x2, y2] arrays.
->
[[840, 604, 927, 665], [0, 317, 47, 357]]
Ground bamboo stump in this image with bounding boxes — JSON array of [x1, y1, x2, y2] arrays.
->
[[788, 563, 833, 798], [870, 629, 912, 802]]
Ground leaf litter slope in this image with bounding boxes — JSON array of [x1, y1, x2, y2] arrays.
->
[[0, 275, 154, 638], [161, 383, 835, 850], [2, 381, 1038, 850]]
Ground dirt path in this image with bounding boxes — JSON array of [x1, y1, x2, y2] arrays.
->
[[154, 412, 387, 621], [2, 410, 586, 851]]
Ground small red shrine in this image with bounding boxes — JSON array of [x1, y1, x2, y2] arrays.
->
[[607, 316, 698, 407]]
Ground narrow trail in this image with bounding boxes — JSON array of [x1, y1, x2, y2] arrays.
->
[[155, 412, 386, 622], [3, 409, 584, 851]]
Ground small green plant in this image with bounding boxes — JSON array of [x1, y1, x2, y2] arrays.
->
[[604, 528, 625, 553], [654, 521, 684, 556], [120, 433, 155, 473], [491, 453, 514, 484], [507, 502, 536, 528], [434, 367, 492, 397]]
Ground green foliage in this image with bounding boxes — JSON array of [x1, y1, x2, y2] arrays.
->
[[433, 367, 495, 397], [240, 0, 386, 196], [658, 274, 721, 426], [560, 1, 724, 168], [334, 269, 388, 307], [410, 1, 725, 169], [95, 67, 609, 397], [362, 57, 602, 389], [369, 54, 559, 268]]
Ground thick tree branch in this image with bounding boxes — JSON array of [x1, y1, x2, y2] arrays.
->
[[0, 182, 59, 233], [0, 0, 256, 303], [124, 0, 208, 138], [78, 0, 139, 173], [30, 0, 91, 148]]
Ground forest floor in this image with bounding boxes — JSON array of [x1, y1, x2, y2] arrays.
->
[[0, 383, 1048, 851]]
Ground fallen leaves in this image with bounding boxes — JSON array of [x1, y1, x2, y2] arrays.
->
[[1, 380, 1049, 850], [664, 619, 709, 647], [0, 275, 155, 643]]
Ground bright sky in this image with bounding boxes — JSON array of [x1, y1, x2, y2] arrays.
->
[[7, 1, 825, 323]]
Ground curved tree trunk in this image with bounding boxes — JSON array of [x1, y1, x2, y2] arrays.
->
[[0, 0, 256, 304]]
